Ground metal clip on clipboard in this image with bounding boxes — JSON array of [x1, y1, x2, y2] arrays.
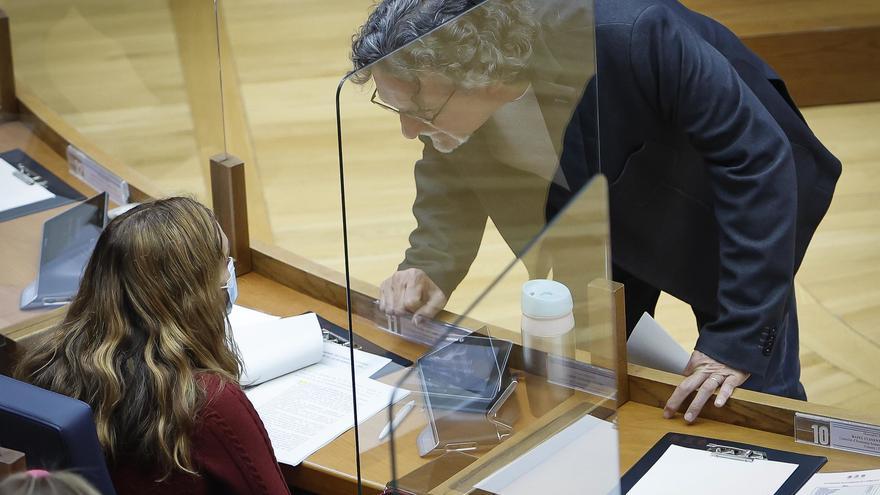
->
[[12, 163, 48, 187], [707, 443, 768, 462]]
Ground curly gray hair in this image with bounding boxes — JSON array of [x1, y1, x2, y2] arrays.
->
[[350, 0, 537, 89]]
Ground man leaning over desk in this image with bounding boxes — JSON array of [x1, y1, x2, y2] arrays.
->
[[348, 0, 840, 421]]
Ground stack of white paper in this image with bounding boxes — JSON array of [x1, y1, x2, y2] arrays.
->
[[229, 304, 279, 329], [229, 307, 392, 386], [228, 305, 406, 466], [232, 313, 325, 386]]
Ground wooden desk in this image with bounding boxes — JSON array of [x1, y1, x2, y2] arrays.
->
[[618, 402, 879, 473], [237, 272, 880, 495], [0, 121, 97, 373]]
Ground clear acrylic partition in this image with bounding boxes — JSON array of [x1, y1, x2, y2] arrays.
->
[[0, 0, 225, 202], [336, 0, 615, 492], [386, 178, 619, 495]]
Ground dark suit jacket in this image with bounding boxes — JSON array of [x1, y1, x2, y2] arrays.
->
[[397, 0, 840, 378]]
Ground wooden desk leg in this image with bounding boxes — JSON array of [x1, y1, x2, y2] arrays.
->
[[0, 447, 26, 479], [0, 9, 18, 121], [211, 153, 252, 275]]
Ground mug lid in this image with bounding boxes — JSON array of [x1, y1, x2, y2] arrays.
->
[[521, 279, 573, 318]]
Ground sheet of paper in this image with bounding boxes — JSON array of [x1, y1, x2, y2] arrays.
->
[[628, 445, 798, 495], [246, 363, 409, 466], [475, 413, 620, 495], [0, 158, 55, 213], [228, 304, 279, 329], [230, 307, 392, 383], [796, 468, 880, 494], [322, 341, 391, 378], [233, 313, 325, 386], [627, 312, 690, 374]]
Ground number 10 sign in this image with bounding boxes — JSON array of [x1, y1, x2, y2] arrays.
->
[[795, 412, 880, 457]]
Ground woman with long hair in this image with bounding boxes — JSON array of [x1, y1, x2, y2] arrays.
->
[[15, 197, 290, 495]]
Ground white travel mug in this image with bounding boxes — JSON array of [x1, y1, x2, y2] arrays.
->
[[521, 279, 575, 416]]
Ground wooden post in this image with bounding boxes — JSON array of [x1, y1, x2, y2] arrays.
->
[[0, 9, 18, 121], [587, 279, 629, 407], [210, 154, 252, 275], [0, 447, 26, 479]]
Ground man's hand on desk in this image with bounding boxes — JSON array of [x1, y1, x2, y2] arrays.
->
[[379, 268, 448, 325], [663, 350, 750, 424]]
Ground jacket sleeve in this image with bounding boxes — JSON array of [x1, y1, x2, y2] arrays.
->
[[398, 137, 489, 297], [628, 5, 797, 376], [194, 379, 291, 495]]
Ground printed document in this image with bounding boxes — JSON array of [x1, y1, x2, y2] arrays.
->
[[0, 157, 55, 213], [246, 364, 409, 466], [627, 445, 798, 495], [229, 306, 406, 465], [796, 468, 880, 494], [230, 308, 392, 386]]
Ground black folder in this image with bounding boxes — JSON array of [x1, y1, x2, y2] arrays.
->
[[0, 148, 85, 222], [621, 432, 827, 495]]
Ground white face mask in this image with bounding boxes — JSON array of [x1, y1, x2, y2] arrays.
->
[[222, 257, 237, 315]]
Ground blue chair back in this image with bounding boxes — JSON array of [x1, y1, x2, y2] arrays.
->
[[0, 374, 116, 495]]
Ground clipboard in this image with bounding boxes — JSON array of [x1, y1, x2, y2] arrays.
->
[[312, 312, 413, 377], [621, 432, 827, 495], [0, 148, 85, 222]]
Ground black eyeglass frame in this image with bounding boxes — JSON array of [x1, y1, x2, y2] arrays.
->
[[370, 82, 457, 126]]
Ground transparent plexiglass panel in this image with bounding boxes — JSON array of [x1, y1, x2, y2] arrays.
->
[[338, 0, 599, 333], [337, 0, 612, 491], [0, 0, 225, 202], [380, 178, 619, 495]]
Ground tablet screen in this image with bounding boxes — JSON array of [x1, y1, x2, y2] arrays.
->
[[418, 335, 511, 403]]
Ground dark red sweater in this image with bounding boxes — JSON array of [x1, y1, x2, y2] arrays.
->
[[110, 375, 291, 495]]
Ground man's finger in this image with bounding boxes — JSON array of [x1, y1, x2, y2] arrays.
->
[[402, 281, 424, 314], [379, 279, 391, 313], [413, 288, 446, 325], [714, 374, 739, 407], [389, 278, 408, 315], [684, 376, 720, 423], [663, 373, 705, 418]]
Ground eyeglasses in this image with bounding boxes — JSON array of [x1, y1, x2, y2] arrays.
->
[[370, 81, 456, 126]]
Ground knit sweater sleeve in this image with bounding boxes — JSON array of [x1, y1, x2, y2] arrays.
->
[[194, 376, 291, 495]]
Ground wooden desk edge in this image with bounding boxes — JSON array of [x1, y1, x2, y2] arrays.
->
[[627, 364, 878, 436]]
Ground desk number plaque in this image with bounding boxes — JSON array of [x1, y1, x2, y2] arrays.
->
[[795, 412, 880, 457]]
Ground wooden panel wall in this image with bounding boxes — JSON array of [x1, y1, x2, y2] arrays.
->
[[684, 0, 880, 106]]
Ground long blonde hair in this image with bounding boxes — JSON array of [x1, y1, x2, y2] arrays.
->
[[16, 197, 241, 477]]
